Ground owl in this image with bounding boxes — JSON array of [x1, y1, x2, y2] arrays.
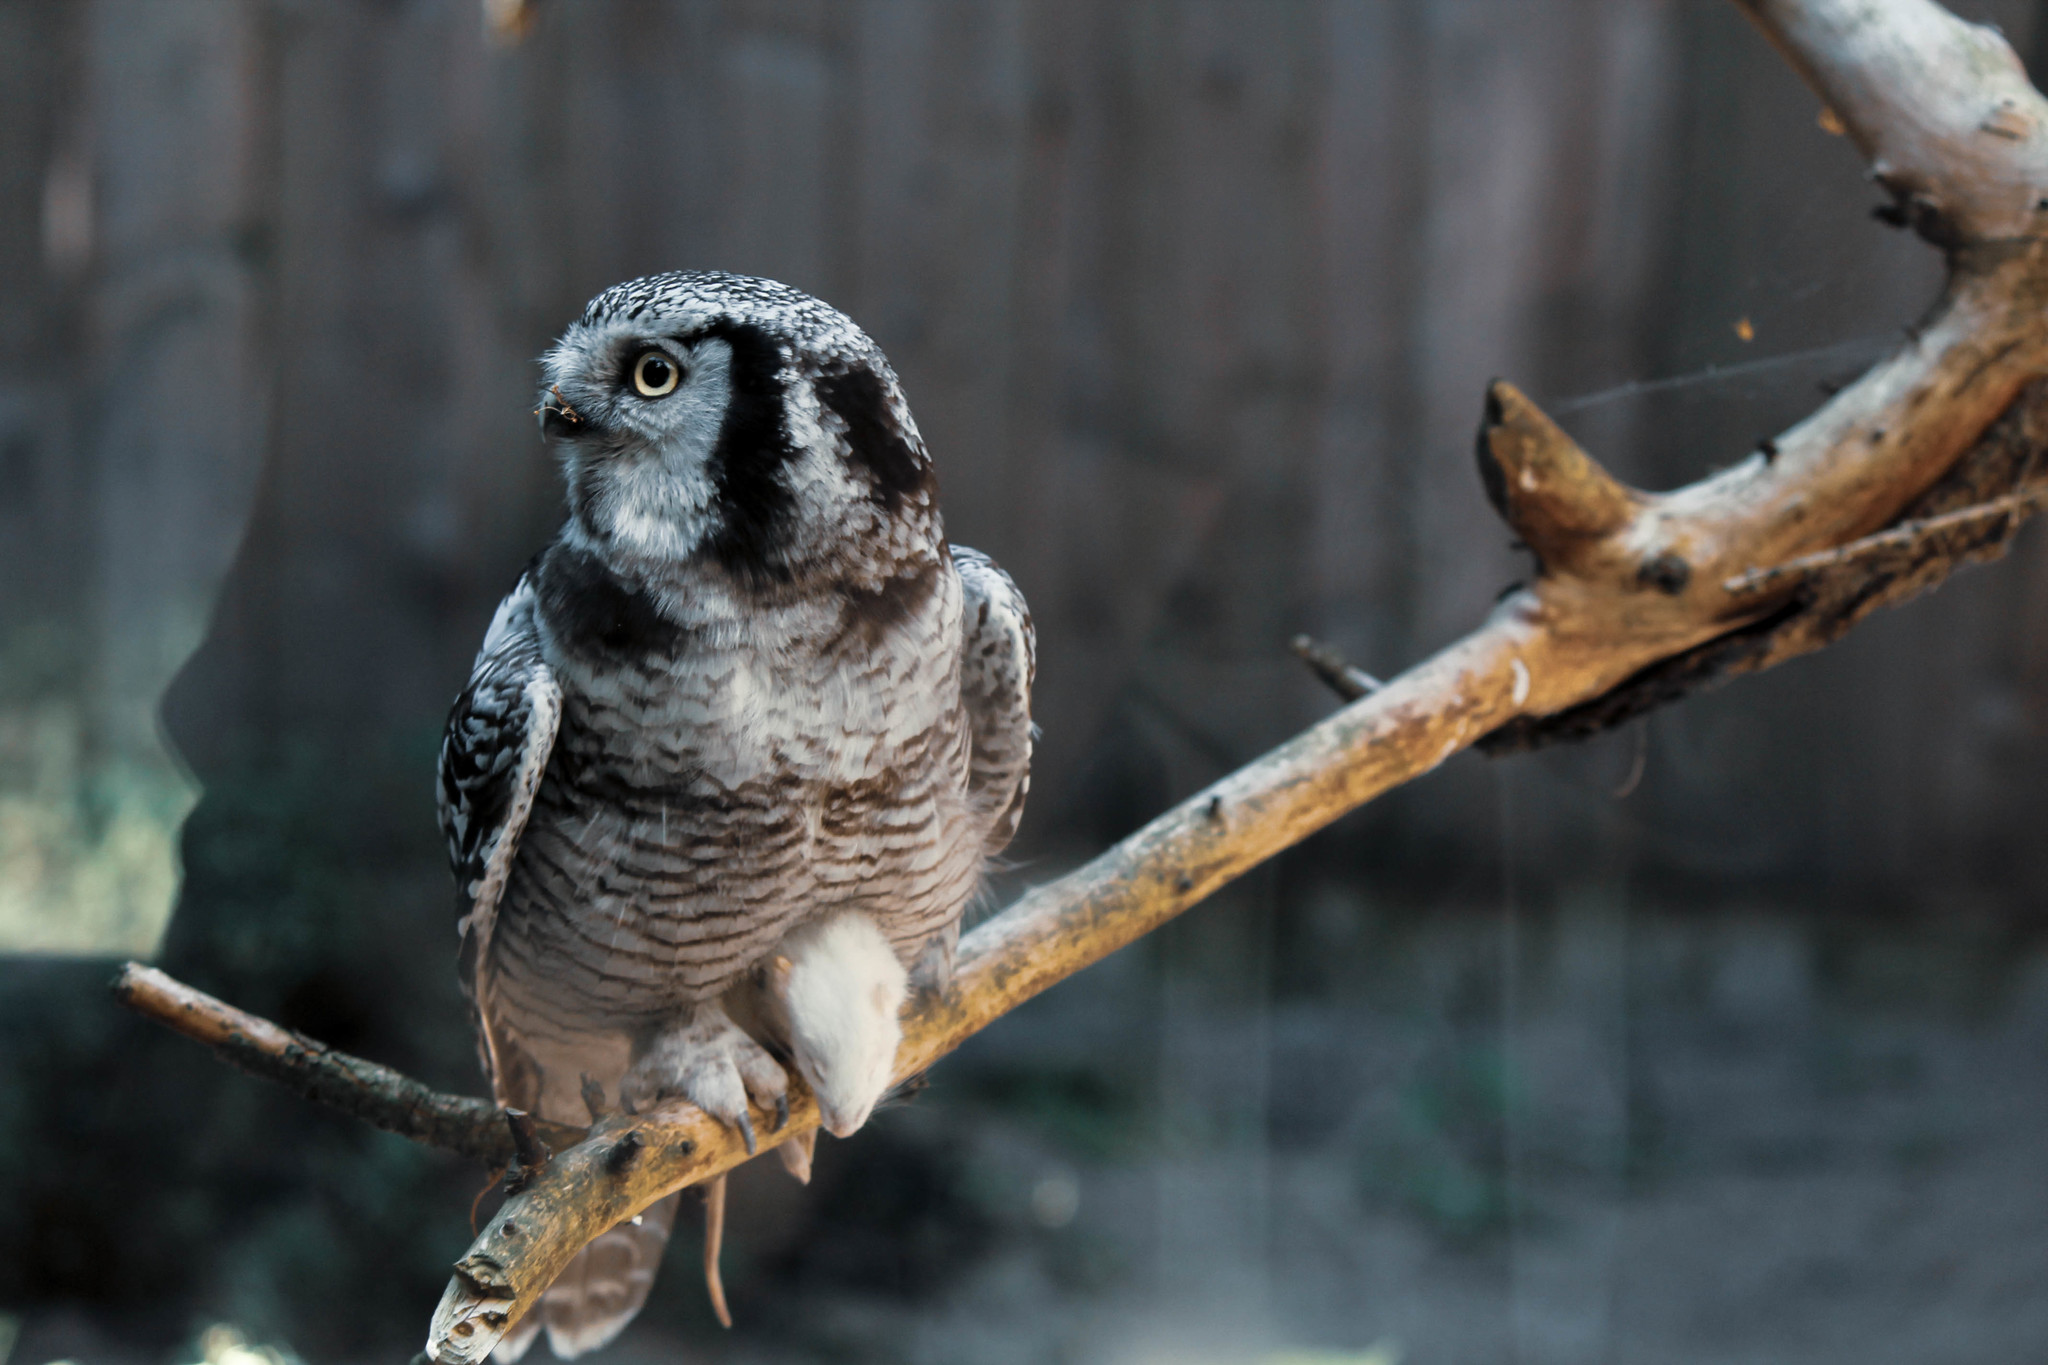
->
[[435, 272, 1034, 1359]]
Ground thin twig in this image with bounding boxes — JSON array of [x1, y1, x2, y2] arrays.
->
[[1723, 485, 2048, 594], [1289, 634, 1384, 701], [110, 963, 584, 1164]]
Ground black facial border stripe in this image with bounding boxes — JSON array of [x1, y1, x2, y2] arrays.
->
[[815, 362, 934, 511], [693, 319, 800, 586]]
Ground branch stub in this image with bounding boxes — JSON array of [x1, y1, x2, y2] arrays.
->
[[1476, 381, 1640, 577]]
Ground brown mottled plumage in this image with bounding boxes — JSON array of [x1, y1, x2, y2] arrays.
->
[[437, 273, 1033, 1360]]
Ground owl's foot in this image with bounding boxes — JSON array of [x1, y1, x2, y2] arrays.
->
[[622, 1005, 789, 1154]]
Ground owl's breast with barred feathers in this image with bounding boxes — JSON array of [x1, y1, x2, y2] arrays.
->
[[484, 540, 975, 1034]]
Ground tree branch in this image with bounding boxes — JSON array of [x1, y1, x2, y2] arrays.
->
[[1482, 375, 2048, 753], [1290, 634, 1384, 702], [98, 2, 2048, 1358], [1724, 485, 2048, 594], [109, 964, 585, 1164], [1733, 0, 2048, 246]]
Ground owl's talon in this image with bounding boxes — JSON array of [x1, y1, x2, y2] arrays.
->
[[773, 1094, 789, 1132], [621, 1003, 790, 1153], [581, 1073, 613, 1122]]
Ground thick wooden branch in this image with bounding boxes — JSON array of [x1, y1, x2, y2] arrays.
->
[[1484, 0, 2048, 752], [110, 964, 585, 1163], [1735, 0, 2048, 245], [1485, 379, 2048, 752]]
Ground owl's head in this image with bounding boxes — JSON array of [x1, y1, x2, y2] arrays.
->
[[538, 271, 939, 587]]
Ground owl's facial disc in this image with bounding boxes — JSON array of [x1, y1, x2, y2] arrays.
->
[[544, 273, 937, 583], [543, 331, 741, 559]]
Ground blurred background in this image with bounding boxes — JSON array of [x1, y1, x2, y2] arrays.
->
[[7, 0, 2048, 1362]]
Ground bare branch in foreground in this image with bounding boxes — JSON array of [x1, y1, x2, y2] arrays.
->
[[1734, 0, 2048, 246], [110, 964, 585, 1164]]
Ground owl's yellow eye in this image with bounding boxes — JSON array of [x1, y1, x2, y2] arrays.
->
[[632, 351, 680, 397]]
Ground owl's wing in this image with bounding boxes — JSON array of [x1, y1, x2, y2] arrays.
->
[[438, 571, 561, 1101], [442, 578, 680, 1360], [952, 545, 1035, 857]]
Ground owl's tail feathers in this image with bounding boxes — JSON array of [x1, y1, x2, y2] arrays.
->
[[490, 1192, 682, 1362]]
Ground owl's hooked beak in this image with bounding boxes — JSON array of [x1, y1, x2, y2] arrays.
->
[[536, 385, 588, 440]]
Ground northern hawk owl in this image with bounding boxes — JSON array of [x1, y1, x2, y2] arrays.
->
[[435, 272, 1034, 1359]]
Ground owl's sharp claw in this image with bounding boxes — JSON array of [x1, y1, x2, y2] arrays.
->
[[620, 1003, 790, 1148], [580, 1073, 611, 1122], [773, 1094, 789, 1132]]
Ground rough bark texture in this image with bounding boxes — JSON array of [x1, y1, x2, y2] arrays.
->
[[1486, 378, 2048, 752]]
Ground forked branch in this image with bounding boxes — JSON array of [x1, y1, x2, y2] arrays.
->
[[106, 2, 2048, 1360]]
